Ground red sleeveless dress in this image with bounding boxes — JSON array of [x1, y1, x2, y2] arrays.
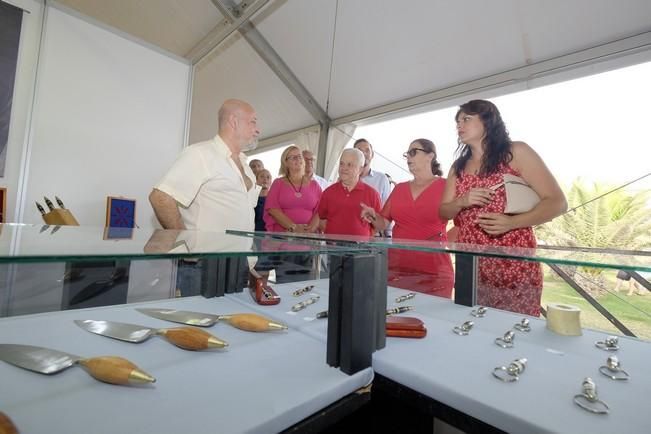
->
[[382, 179, 454, 298], [454, 165, 542, 316]]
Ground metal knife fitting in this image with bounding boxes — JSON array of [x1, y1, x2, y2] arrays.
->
[[386, 306, 415, 316], [395, 292, 416, 303], [291, 295, 320, 312], [136, 308, 287, 332], [74, 319, 228, 350], [292, 285, 315, 297], [0, 343, 155, 386]]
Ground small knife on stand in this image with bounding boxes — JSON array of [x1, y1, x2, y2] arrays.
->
[[136, 308, 288, 332], [0, 343, 155, 386], [74, 320, 228, 350]]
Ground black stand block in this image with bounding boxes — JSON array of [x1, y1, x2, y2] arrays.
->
[[454, 253, 477, 307], [327, 253, 386, 375]]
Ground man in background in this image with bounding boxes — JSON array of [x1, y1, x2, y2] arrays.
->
[[249, 158, 265, 176], [302, 149, 329, 190], [353, 138, 392, 236]]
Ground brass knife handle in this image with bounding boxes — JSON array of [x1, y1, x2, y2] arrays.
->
[[78, 356, 155, 385]]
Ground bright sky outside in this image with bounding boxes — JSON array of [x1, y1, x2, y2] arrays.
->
[[252, 61, 651, 196]]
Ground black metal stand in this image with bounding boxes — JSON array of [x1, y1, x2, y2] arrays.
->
[[327, 252, 386, 375], [454, 253, 477, 307]]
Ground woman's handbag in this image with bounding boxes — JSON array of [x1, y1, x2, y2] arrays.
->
[[490, 174, 540, 214]]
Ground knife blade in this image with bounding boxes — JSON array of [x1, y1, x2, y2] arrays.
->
[[136, 308, 288, 332], [0, 344, 154, 385], [74, 319, 228, 350]]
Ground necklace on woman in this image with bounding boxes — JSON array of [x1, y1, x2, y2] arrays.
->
[[287, 176, 304, 198]]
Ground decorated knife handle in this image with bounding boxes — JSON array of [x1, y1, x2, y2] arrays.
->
[[78, 356, 156, 385], [224, 313, 287, 332], [249, 273, 280, 305], [0, 411, 18, 434], [160, 327, 228, 350]]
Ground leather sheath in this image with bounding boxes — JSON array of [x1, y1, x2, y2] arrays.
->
[[386, 316, 427, 338]]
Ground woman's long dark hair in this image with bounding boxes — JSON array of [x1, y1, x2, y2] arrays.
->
[[452, 100, 512, 177], [412, 138, 443, 176]]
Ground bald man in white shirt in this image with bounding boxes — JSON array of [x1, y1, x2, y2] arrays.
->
[[149, 99, 261, 295], [150, 99, 260, 232]]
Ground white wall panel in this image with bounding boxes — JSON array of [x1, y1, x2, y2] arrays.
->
[[22, 5, 190, 228]]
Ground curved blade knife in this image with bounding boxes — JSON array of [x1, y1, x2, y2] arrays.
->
[[136, 308, 288, 332], [0, 343, 155, 385], [74, 319, 228, 350]]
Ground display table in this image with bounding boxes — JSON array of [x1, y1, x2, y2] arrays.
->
[[229, 280, 651, 433], [0, 295, 373, 434], [373, 287, 651, 434]]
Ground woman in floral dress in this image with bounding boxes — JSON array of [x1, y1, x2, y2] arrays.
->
[[440, 100, 567, 316]]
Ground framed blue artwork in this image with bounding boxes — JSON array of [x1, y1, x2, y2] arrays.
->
[[105, 196, 136, 228]]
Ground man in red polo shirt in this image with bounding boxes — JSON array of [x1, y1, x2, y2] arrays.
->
[[318, 148, 381, 236]]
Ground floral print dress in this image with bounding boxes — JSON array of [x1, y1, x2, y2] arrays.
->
[[454, 164, 542, 316]]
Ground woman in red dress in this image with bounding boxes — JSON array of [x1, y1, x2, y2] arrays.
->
[[440, 100, 567, 316], [361, 139, 454, 298]]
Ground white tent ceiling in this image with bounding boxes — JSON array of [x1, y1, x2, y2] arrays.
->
[[57, 0, 651, 145]]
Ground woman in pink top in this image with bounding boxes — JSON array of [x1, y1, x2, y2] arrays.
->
[[263, 145, 321, 282], [264, 145, 321, 232]]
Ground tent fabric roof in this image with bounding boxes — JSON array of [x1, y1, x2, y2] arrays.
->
[[57, 0, 651, 143]]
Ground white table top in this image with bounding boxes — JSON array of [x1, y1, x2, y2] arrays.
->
[[236, 280, 651, 434], [0, 295, 373, 434]]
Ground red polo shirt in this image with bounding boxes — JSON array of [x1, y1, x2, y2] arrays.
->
[[318, 181, 381, 236]]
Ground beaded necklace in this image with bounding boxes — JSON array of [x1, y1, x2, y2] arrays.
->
[[287, 176, 304, 198]]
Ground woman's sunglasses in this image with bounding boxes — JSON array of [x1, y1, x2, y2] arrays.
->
[[402, 148, 430, 158]]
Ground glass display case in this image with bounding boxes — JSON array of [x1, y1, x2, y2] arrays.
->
[[225, 229, 651, 434], [2, 224, 650, 433], [0, 223, 384, 433]]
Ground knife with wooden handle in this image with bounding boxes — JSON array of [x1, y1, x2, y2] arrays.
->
[[0, 344, 155, 386], [74, 320, 228, 350], [136, 308, 288, 332]]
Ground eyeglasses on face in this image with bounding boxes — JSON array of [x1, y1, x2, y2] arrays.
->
[[286, 155, 303, 161], [402, 148, 430, 158]]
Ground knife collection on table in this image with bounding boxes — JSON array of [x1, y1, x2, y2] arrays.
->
[[0, 308, 288, 385]]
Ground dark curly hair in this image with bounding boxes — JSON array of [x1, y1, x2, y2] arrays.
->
[[412, 138, 443, 176], [452, 99, 512, 177]]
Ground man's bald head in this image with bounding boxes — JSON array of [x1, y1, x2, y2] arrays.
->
[[218, 99, 254, 129], [217, 99, 259, 153]]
